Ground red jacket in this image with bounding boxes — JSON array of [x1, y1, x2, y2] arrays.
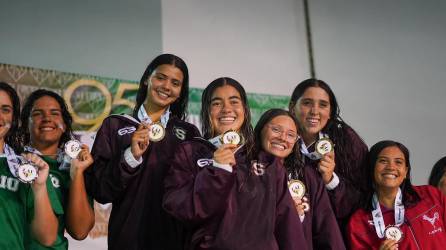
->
[[347, 185, 446, 250]]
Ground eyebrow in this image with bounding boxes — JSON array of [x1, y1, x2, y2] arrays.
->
[[31, 108, 62, 113], [0, 104, 12, 108]]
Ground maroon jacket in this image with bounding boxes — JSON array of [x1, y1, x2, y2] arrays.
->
[[84, 114, 200, 250], [163, 138, 308, 250], [300, 166, 345, 250]]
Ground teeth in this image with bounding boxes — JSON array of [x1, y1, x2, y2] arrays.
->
[[157, 91, 169, 98], [220, 117, 235, 122], [383, 174, 397, 179], [271, 143, 285, 150], [41, 127, 54, 131]]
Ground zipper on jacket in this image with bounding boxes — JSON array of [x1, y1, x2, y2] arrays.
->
[[405, 218, 421, 250]]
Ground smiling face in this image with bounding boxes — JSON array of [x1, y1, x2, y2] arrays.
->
[[374, 146, 408, 192], [0, 90, 13, 143], [209, 85, 245, 136], [293, 87, 331, 144], [146, 64, 184, 112], [260, 115, 299, 159], [29, 96, 65, 149]]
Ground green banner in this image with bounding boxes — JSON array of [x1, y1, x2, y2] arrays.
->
[[0, 63, 290, 131]]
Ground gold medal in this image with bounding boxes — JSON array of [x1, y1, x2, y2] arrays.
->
[[288, 179, 306, 199], [384, 225, 403, 242], [149, 122, 166, 142], [315, 138, 334, 156], [221, 130, 242, 145], [64, 139, 82, 159], [17, 163, 38, 183]]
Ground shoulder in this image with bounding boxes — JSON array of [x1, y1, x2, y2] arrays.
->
[[99, 114, 139, 134], [348, 207, 370, 228], [414, 185, 443, 200], [168, 117, 201, 139]]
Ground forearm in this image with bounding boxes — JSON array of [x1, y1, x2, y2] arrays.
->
[[66, 171, 95, 240], [31, 184, 58, 246]]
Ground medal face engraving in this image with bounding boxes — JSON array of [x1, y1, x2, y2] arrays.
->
[[221, 130, 241, 145], [64, 140, 82, 159], [288, 180, 306, 199], [315, 138, 334, 156], [149, 123, 166, 142], [384, 226, 403, 242], [17, 163, 38, 183]]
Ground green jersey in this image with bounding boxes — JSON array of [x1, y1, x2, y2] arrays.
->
[[0, 157, 32, 250], [30, 156, 70, 250]]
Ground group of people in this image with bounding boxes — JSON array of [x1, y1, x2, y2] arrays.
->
[[1, 53, 445, 250]]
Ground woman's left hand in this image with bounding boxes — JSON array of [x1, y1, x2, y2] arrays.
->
[[71, 145, 93, 179], [318, 151, 335, 184]]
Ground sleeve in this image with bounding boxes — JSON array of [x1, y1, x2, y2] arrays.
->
[[328, 128, 368, 219], [162, 143, 236, 226], [306, 168, 345, 250], [347, 212, 373, 250], [84, 118, 141, 204], [274, 161, 308, 250]]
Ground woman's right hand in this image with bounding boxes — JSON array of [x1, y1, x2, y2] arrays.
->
[[379, 239, 398, 250], [213, 144, 237, 166], [131, 123, 150, 159], [292, 197, 305, 216]]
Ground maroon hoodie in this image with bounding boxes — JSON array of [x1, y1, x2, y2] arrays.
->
[[85, 114, 200, 250], [163, 138, 308, 250]]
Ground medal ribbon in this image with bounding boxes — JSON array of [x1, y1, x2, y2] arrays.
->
[[137, 105, 170, 128], [3, 143, 21, 177], [299, 132, 328, 160], [24, 146, 71, 170], [371, 188, 405, 238]]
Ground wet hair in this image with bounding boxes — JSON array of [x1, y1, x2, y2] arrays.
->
[[288, 78, 366, 181], [362, 140, 420, 211], [254, 108, 304, 178], [0, 82, 21, 152], [200, 77, 254, 156], [133, 54, 189, 120], [20, 89, 73, 147], [428, 156, 446, 187]]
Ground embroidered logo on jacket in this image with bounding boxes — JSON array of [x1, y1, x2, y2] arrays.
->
[[173, 127, 186, 140], [423, 212, 443, 235], [118, 126, 136, 136], [251, 161, 266, 176], [197, 159, 213, 167], [50, 174, 60, 188]]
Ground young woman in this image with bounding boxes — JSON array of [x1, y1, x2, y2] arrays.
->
[[348, 140, 446, 249], [84, 54, 200, 250], [254, 108, 345, 250], [288, 79, 368, 225], [428, 156, 446, 195], [163, 78, 306, 250], [0, 82, 57, 248], [20, 89, 95, 249]]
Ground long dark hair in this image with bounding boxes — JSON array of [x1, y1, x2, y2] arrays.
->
[[362, 140, 420, 211], [20, 89, 73, 147], [0, 82, 21, 152], [428, 156, 446, 187], [200, 77, 254, 156], [288, 78, 366, 180], [254, 108, 304, 178], [133, 54, 189, 120]]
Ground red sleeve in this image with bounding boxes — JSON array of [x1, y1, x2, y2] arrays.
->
[[347, 211, 374, 250], [162, 143, 236, 226], [274, 161, 308, 250]]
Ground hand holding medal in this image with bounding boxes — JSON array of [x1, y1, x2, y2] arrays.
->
[[316, 139, 335, 184], [288, 179, 310, 215], [212, 130, 243, 167], [131, 122, 151, 159], [69, 143, 94, 179], [20, 153, 49, 186]]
